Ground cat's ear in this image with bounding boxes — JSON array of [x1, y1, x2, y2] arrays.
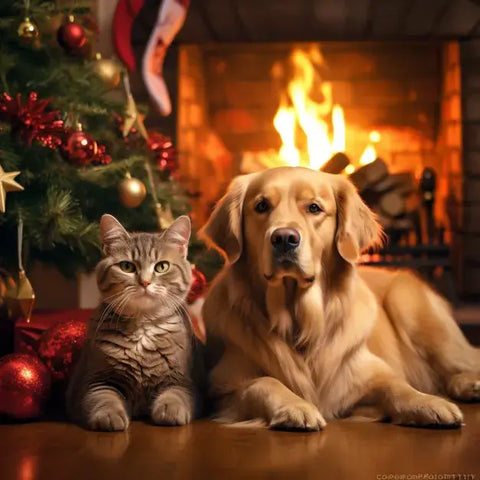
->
[[100, 214, 130, 253], [163, 216, 191, 255]]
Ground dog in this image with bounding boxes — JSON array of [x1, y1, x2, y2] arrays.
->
[[199, 166, 480, 431]]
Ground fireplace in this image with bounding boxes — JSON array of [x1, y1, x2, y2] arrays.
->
[[157, 0, 480, 299]]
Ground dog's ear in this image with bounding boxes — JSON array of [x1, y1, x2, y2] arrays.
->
[[199, 173, 257, 264], [333, 176, 384, 263]]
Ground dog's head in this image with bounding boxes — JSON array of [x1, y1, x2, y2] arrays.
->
[[200, 167, 382, 287]]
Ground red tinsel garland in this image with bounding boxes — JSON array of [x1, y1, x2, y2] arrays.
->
[[0, 92, 64, 148], [0, 91, 112, 165]]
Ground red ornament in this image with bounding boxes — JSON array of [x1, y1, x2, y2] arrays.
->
[[38, 320, 88, 383], [0, 353, 51, 420], [90, 143, 112, 165], [187, 266, 207, 303], [0, 92, 64, 148], [61, 128, 98, 166], [147, 132, 178, 174], [57, 16, 86, 51]]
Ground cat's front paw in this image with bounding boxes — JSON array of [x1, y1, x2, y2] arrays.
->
[[87, 405, 130, 432], [151, 388, 193, 426]]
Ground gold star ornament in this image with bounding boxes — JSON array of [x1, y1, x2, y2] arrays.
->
[[0, 165, 24, 213], [123, 93, 148, 140]]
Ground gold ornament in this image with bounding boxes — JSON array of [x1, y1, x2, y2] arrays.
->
[[5, 270, 35, 322], [5, 219, 35, 322], [118, 172, 147, 208], [0, 165, 24, 213], [93, 53, 121, 89], [155, 202, 174, 229], [122, 73, 148, 139], [17, 16, 39, 44], [123, 94, 148, 139]]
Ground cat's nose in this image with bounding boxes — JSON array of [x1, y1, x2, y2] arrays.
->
[[140, 279, 151, 287]]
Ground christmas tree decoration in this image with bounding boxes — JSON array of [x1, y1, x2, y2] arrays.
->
[[17, 16, 39, 44], [62, 124, 98, 166], [155, 202, 174, 229], [148, 132, 178, 174], [0, 353, 51, 420], [90, 143, 112, 166], [93, 53, 121, 89], [5, 220, 35, 322], [0, 1, 207, 281], [38, 319, 88, 382], [187, 265, 207, 303], [118, 172, 147, 208], [0, 164, 23, 213], [0, 92, 64, 148], [57, 14, 86, 52], [122, 73, 148, 139]]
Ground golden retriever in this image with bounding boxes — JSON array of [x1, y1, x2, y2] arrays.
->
[[199, 166, 480, 430]]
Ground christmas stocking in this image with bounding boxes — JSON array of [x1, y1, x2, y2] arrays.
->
[[113, 0, 189, 116], [142, 0, 189, 116]]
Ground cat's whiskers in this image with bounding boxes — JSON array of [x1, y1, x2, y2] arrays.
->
[[95, 286, 136, 337]]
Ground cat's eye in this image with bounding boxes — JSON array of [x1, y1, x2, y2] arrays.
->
[[119, 261, 136, 273], [154, 261, 170, 273]]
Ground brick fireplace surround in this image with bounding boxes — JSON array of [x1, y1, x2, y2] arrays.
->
[[134, 0, 480, 299]]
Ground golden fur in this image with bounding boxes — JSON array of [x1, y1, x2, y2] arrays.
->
[[200, 167, 480, 430]]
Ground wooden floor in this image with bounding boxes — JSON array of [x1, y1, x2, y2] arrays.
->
[[1, 406, 480, 480]]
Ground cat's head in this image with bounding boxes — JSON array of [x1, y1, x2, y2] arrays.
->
[[96, 214, 192, 316]]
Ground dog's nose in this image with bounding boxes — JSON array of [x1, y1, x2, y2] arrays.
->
[[271, 228, 301, 253]]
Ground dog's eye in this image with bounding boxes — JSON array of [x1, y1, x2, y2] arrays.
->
[[119, 261, 136, 273], [254, 199, 270, 214], [307, 203, 323, 215]]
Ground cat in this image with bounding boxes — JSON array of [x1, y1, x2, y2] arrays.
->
[[67, 214, 202, 431]]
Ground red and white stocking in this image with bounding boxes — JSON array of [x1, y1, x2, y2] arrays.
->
[[142, 0, 189, 116]]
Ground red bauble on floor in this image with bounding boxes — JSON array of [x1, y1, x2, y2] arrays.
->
[[0, 353, 51, 420], [38, 320, 87, 383]]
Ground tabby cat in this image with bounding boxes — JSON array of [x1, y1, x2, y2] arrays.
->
[[67, 214, 201, 431]]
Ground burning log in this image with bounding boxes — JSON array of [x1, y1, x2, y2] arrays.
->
[[321, 152, 350, 174], [348, 158, 388, 192]]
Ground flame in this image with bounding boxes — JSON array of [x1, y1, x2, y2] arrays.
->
[[344, 164, 355, 175], [273, 47, 345, 170], [268, 47, 382, 174], [274, 106, 300, 166], [359, 131, 381, 166]]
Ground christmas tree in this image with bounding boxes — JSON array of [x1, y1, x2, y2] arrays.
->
[[0, 0, 217, 280]]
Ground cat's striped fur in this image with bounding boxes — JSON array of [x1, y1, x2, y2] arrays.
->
[[67, 215, 201, 431]]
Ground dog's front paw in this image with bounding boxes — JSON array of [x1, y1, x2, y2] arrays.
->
[[87, 405, 130, 432], [391, 394, 463, 428], [151, 388, 193, 426], [270, 402, 326, 432], [447, 372, 480, 402]]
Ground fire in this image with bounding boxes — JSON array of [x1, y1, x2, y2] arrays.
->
[[359, 131, 381, 166], [272, 46, 379, 173]]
